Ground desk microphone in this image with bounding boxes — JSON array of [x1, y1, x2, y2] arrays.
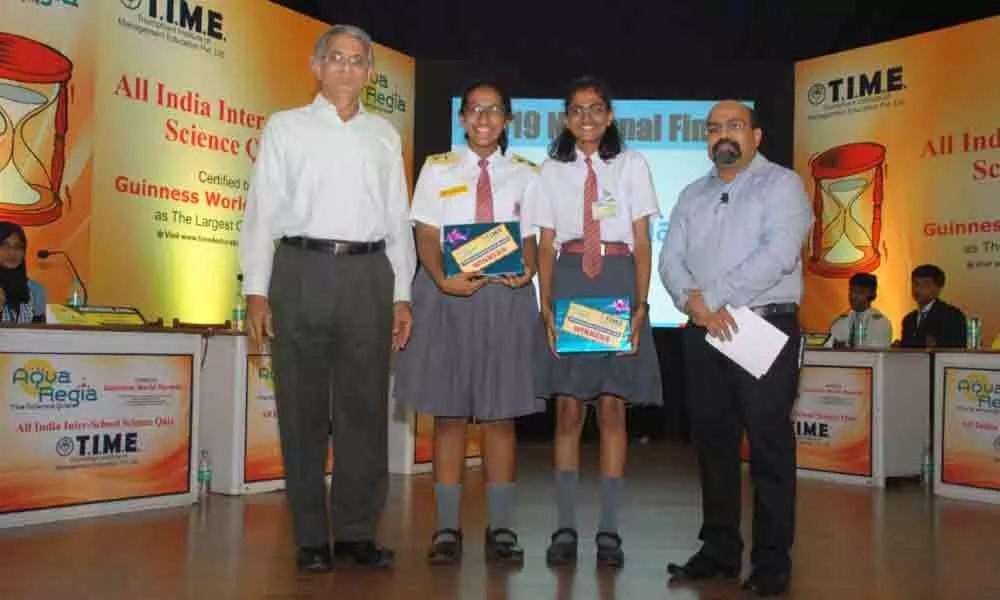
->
[[37, 249, 88, 305], [720, 192, 729, 204]]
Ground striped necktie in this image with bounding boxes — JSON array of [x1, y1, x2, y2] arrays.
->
[[582, 157, 601, 278], [475, 158, 494, 223]]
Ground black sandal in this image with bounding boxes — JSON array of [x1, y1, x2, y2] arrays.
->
[[484, 527, 524, 566], [545, 527, 579, 567], [595, 531, 624, 568], [427, 528, 462, 565]]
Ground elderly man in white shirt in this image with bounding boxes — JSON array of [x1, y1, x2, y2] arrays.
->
[[239, 24, 416, 573]]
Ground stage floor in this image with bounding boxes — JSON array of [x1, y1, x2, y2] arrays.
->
[[1, 441, 998, 599]]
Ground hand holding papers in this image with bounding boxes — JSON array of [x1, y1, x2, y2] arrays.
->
[[705, 305, 789, 379]]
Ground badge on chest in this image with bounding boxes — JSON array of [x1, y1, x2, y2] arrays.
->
[[592, 190, 618, 220]]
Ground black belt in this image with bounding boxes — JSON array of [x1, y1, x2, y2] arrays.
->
[[281, 236, 385, 255], [751, 302, 798, 318]]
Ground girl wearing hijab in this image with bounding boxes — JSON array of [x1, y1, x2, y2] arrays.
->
[[0, 222, 46, 324]]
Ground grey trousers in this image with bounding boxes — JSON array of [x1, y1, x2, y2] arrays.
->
[[269, 242, 393, 548]]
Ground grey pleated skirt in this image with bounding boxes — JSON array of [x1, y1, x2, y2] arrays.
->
[[534, 253, 664, 405], [394, 269, 546, 420]]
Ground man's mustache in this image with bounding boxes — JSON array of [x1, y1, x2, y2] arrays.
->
[[711, 139, 742, 165]]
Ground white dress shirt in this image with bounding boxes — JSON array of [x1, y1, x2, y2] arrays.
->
[[410, 147, 538, 239], [526, 149, 660, 249], [827, 306, 893, 348], [239, 94, 416, 302]]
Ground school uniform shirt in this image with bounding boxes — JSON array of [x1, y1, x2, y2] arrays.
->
[[827, 307, 893, 348], [239, 94, 416, 302], [409, 147, 538, 239], [526, 149, 660, 249]]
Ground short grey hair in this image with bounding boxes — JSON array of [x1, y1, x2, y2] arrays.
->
[[313, 24, 374, 65]]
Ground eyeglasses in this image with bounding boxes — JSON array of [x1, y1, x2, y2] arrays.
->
[[567, 103, 608, 119], [464, 104, 506, 118], [705, 119, 748, 136], [322, 51, 369, 68]]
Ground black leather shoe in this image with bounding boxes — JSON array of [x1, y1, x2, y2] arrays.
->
[[545, 527, 579, 567], [667, 551, 739, 582], [484, 527, 524, 566], [595, 531, 625, 569], [332, 540, 394, 569], [427, 529, 463, 565], [295, 545, 332, 572], [741, 570, 790, 597]]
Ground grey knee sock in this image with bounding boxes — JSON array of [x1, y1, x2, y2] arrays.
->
[[487, 482, 515, 542], [597, 476, 623, 541], [434, 483, 461, 541], [554, 470, 578, 541]]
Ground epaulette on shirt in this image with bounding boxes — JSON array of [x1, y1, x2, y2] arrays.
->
[[834, 312, 850, 321], [870, 313, 884, 320], [426, 151, 459, 166], [511, 153, 540, 172]]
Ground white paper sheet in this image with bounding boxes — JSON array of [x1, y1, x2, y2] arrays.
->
[[705, 305, 790, 379]]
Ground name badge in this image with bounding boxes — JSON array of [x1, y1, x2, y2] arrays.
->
[[592, 192, 618, 220], [439, 184, 468, 198]]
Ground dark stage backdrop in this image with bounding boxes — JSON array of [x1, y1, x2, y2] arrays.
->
[[414, 58, 794, 441]]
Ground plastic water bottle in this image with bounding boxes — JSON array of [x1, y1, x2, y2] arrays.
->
[[966, 315, 982, 350], [232, 274, 247, 332], [852, 315, 868, 348], [67, 277, 84, 307], [920, 444, 934, 488], [197, 449, 212, 499]]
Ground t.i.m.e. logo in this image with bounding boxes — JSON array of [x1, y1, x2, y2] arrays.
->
[[121, 0, 226, 42]]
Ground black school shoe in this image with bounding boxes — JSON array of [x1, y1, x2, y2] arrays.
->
[[484, 527, 524, 566], [595, 531, 624, 568], [545, 527, 579, 567], [427, 528, 463, 565]]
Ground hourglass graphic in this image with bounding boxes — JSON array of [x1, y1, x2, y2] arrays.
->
[[0, 33, 73, 226], [808, 142, 886, 278]]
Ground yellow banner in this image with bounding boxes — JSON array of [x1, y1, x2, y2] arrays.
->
[[0, 1, 415, 324], [0, 353, 193, 513], [941, 368, 1000, 491], [794, 16, 1000, 341]]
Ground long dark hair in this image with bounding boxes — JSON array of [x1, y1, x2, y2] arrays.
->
[[459, 78, 513, 155], [548, 76, 624, 162], [0, 221, 30, 310]]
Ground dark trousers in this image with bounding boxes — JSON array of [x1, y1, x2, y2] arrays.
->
[[269, 243, 393, 548], [682, 313, 802, 573]]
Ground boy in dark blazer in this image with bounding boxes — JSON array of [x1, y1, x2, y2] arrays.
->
[[899, 264, 966, 348]]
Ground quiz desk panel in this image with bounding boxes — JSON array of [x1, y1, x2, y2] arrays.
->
[[0, 325, 204, 528], [4, 328, 999, 528]]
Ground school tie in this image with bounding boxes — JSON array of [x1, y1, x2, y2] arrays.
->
[[582, 157, 602, 278], [848, 314, 857, 347], [475, 158, 494, 223]]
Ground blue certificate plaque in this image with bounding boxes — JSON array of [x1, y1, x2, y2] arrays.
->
[[553, 296, 633, 354], [442, 221, 523, 277]]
